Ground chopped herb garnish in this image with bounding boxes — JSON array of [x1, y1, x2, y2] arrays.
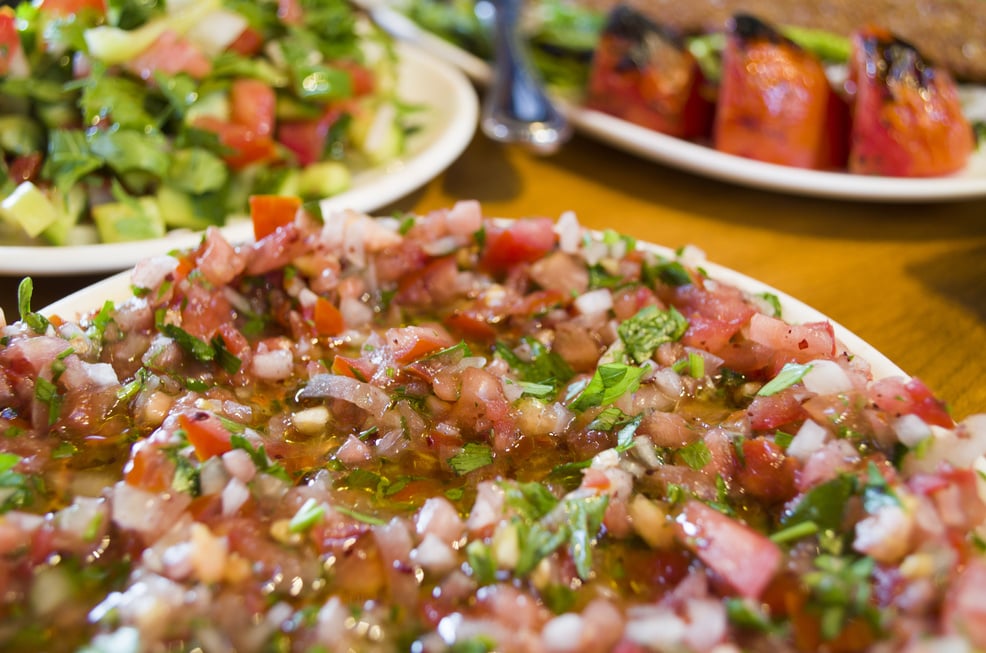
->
[[804, 555, 881, 641], [503, 481, 559, 521], [757, 362, 813, 397], [465, 539, 497, 586], [161, 323, 216, 363], [0, 452, 32, 513], [17, 278, 50, 335], [587, 406, 632, 432], [725, 598, 783, 634], [679, 440, 712, 470], [333, 505, 386, 526], [34, 377, 62, 426], [52, 441, 79, 459], [211, 336, 243, 375], [646, 260, 692, 287], [571, 363, 648, 411], [774, 430, 795, 451], [617, 305, 688, 364], [861, 462, 900, 514], [448, 442, 494, 475], [770, 520, 820, 544], [289, 498, 327, 532], [230, 433, 290, 481], [781, 474, 854, 532], [758, 292, 783, 317]]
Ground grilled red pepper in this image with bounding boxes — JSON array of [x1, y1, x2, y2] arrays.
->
[[848, 26, 974, 177], [714, 14, 849, 169], [585, 5, 713, 140]]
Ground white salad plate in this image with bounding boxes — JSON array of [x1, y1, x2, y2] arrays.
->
[[366, 2, 986, 203], [41, 229, 907, 384], [0, 43, 479, 276]]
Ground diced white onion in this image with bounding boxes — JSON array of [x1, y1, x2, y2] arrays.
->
[[542, 613, 584, 653], [411, 533, 458, 575], [894, 414, 933, 448], [787, 419, 829, 461], [574, 289, 613, 317], [221, 478, 250, 517], [251, 349, 293, 381], [222, 448, 257, 483], [801, 359, 853, 395], [339, 296, 374, 328], [555, 211, 581, 254]]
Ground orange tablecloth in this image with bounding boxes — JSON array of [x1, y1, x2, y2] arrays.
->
[[3, 132, 985, 418]]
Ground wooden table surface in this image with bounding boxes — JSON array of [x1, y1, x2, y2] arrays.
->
[[2, 131, 985, 419]]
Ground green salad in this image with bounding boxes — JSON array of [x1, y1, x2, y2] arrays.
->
[[0, 0, 413, 247]]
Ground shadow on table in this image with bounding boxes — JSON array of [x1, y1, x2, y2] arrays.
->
[[906, 243, 986, 323]]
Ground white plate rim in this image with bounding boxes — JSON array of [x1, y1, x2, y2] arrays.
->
[[40, 227, 907, 383], [0, 42, 479, 276], [366, 3, 986, 203]]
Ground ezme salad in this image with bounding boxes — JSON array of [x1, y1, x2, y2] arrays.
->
[[1, 201, 986, 651], [0, 0, 411, 247]]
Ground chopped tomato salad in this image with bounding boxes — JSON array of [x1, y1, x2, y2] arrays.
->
[[0, 0, 409, 247], [2, 201, 986, 652]]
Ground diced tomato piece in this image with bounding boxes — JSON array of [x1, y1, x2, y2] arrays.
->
[[0, 8, 21, 77], [249, 194, 302, 240], [385, 325, 456, 365], [217, 322, 250, 357], [735, 438, 799, 503], [674, 499, 782, 599], [179, 411, 234, 461], [277, 107, 344, 166], [746, 387, 808, 431], [231, 79, 276, 137], [194, 116, 280, 170], [313, 296, 345, 337], [848, 26, 973, 177], [330, 355, 376, 380], [714, 14, 848, 169], [869, 376, 954, 428], [443, 307, 498, 342], [396, 255, 460, 307], [481, 218, 557, 273], [227, 26, 264, 56], [585, 5, 713, 139], [747, 313, 836, 367], [127, 30, 211, 81], [36, 0, 106, 15], [124, 441, 176, 492]]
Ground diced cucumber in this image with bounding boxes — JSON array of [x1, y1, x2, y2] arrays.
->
[[0, 116, 43, 156], [350, 101, 403, 165], [297, 161, 351, 199], [185, 90, 231, 125], [92, 198, 166, 243], [41, 184, 87, 246], [84, 0, 219, 65], [0, 182, 60, 238], [252, 167, 301, 197], [156, 185, 225, 231]]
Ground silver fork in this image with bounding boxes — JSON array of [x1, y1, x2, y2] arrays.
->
[[478, 0, 572, 154]]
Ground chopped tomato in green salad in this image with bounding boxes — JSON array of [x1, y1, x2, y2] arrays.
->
[[1, 201, 986, 652], [0, 0, 412, 246]]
